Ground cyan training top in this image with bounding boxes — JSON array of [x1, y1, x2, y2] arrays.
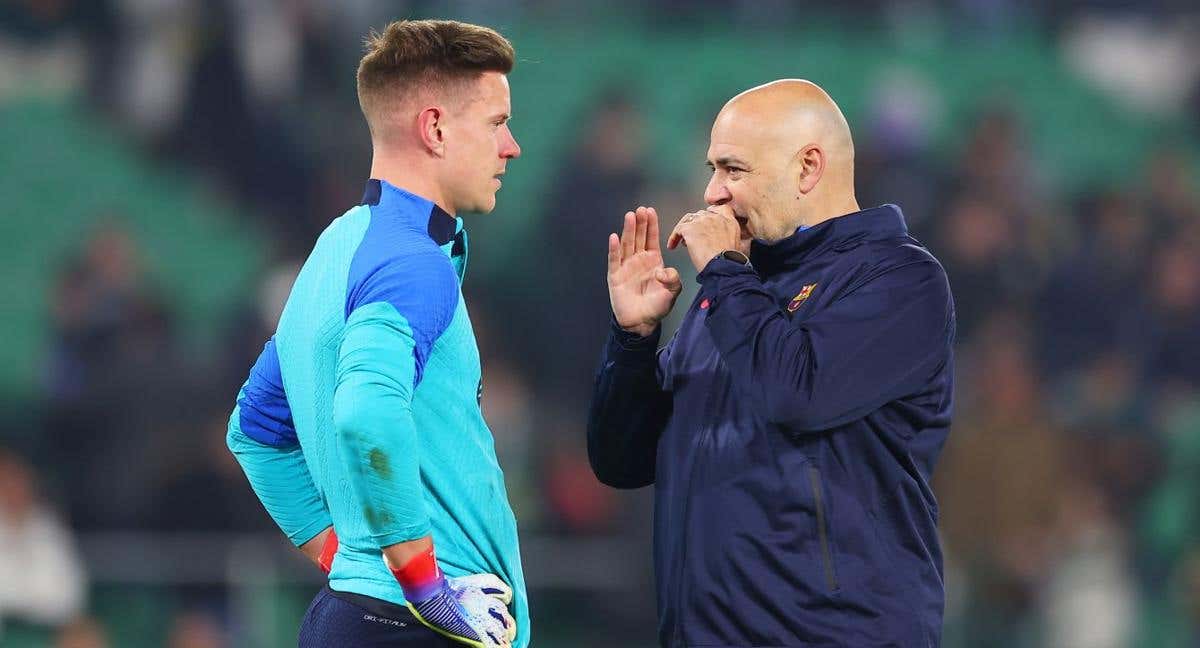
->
[[228, 179, 528, 646]]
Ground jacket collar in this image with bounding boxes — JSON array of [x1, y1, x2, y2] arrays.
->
[[360, 179, 461, 246], [751, 204, 908, 275]]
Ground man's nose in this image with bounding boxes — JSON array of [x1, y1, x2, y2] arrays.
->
[[502, 128, 521, 159], [705, 178, 731, 206]]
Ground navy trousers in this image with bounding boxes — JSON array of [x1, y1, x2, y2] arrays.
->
[[298, 586, 460, 647]]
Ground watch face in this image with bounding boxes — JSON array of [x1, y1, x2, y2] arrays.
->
[[721, 250, 750, 265]]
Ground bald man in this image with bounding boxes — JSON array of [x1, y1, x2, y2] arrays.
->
[[588, 80, 955, 647]]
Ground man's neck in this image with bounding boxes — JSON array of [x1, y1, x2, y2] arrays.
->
[[369, 153, 454, 215], [799, 194, 861, 229]]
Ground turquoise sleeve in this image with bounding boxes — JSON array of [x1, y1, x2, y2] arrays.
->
[[226, 404, 332, 546], [333, 301, 431, 547]]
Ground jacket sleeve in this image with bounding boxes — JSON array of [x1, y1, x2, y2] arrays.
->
[[333, 249, 458, 548], [699, 256, 954, 433], [227, 338, 331, 546], [586, 321, 674, 489]]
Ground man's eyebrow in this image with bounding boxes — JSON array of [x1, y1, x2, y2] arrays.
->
[[708, 156, 748, 168], [490, 112, 511, 122]]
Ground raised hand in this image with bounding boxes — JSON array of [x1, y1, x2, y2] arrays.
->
[[607, 206, 683, 337]]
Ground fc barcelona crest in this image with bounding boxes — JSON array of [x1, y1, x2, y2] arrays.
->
[[787, 284, 817, 312]]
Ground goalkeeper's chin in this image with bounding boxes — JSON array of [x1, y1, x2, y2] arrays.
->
[[463, 191, 499, 215]]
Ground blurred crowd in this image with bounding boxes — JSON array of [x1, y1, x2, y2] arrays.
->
[[3, 0, 1200, 646]]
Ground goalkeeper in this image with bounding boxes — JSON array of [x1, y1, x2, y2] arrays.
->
[[226, 19, 527, 647]]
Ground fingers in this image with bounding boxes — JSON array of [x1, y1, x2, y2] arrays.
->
[[488, 603, 517, 641], [667, 211, 697, 250], [484, 602, 515, 648], [504, 609, 517, 641], [667, 224, 685, 250], [442, 574, 515, 648], [634, 207, 649, 252], [607, 233, 620, 276], [484, 627, 509, 648], [617, 207, 662, 260], [486, 626, 510, 648], [706, 203, 736, 220], [620, 211, 636, 261], [656, 267, 683, 295], [449, 573, 513, 605], [646, 207, 661, 253]]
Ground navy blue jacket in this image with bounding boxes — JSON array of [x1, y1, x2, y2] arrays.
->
[[589, 205, 955, 647]]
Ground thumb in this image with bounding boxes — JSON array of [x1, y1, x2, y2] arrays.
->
[[656, 267, 683, 294]]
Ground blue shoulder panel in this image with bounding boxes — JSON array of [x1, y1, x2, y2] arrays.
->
[[238, 337, 297, 447], [344, 208, 459, 387]]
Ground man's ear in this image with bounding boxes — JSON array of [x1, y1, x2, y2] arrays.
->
[[795, 144, 825, 194], [417, 106, 445, 157]]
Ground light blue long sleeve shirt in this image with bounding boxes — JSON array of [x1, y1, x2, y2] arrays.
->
[[227, 179, 528, 646]]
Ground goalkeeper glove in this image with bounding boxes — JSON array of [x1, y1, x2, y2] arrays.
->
[[318, 528, 339, 574], [390, 545, 516, 648]]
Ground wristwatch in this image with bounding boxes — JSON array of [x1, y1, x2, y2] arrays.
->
[[714, 249, 751, 266]]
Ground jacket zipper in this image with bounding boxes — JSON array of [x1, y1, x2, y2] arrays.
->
[[808, 465, 838, 592]]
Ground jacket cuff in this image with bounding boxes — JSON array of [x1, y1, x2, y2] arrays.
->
[[697, 257, 760, 304], [606, 318, 661, 364]]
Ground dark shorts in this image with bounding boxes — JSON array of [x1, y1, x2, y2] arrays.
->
[[298, 586, 461, 647]]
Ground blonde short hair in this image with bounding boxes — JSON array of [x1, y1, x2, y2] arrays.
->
[[356, 20, 514, 138]]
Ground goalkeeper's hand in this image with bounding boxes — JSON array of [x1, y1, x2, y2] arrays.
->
[[389, 545, 516, 647]]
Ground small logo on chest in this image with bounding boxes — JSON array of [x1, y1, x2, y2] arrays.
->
[[787, 284, 817, 312]]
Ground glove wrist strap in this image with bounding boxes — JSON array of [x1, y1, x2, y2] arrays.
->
[[389, 544, 445, 603], [318, 530, 338, 575]]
